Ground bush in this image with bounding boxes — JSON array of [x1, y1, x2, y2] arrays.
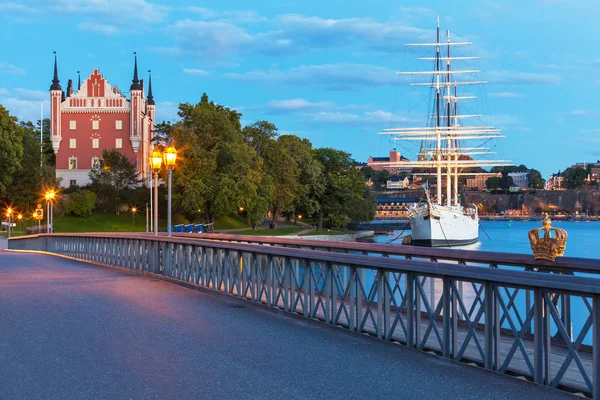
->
[[64, 190, 97, 217]]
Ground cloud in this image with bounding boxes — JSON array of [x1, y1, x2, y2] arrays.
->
[[78, 22, 119, 35], [561, 109, 591, 117], [183, 68, 209, 76], [0, 2, 36, 13], [0, 87, 47, 122], [0, 62, 25, 74], [303, 109, 408, 127], [224, 64, 398, 90], [52, 0, 167, 23], [486, 70, 561, 85], [155, 101, 179, 123], [268, 98, 336, 112], [489, 92, 525, 98], [167, 14, 434, 60]]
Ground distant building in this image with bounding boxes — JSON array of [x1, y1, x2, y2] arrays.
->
[[367, 149, 410, 175], [49, 54, 155, 188], [546, 172, 564, 190], [508, 171, 530, 189], [590, 167, 600, 182], [386, 175, 410, 190], [465, 172, 502, 190]]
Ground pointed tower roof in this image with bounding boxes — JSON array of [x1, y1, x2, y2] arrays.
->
[[147, 70, 155, 105], [50, 52, 61, 91], [77, 71, 81, 91], [419, 140, 426, 156], [130, 52, 142, 91]]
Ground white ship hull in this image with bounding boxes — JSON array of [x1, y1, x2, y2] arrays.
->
[[408, 204, 479, 247]]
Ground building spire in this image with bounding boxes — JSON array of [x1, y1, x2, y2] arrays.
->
[[147, 70, 155, 105], [130, 52, 142, 91], [50, 51, 62, 91], [77, 70, 81, 90]]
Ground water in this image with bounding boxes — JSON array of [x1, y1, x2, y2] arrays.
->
[[373, 220, 599, 259], [367, 220, 600, 345]]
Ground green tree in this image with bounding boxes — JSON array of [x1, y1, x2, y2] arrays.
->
[[169, 93, 256, 223], [64, 189, 97, 217], [0, 105, 24, 198], [527, 169, 545, 189], [486, 176, 500, 191], [89, 149, 140, 214], [562, 167, 587, 189], [313, 148, 375, 230]]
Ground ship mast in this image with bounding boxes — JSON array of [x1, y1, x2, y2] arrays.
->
[[379, 18, 512, 201]]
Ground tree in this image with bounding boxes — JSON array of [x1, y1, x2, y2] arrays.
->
[[486, 176, 500, 191], [0, 105, 24, 198], [312, 148, 375, 230], [527, 169, 545, 189], [499, 174, 514, 190], [360, 166, 389, 191], [89, 149, 140, 214], [169, 93, 256, 223], [64, 189, 97, 217], [562, 167, 587, 189]]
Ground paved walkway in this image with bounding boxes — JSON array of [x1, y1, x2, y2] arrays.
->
[[0, 251, 573, 400]]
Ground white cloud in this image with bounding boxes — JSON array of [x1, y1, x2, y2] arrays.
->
[[0, 88, 47, 122], [304, 109, 408, 127], [486, 70, 561, 85], [78, 22, 119, 35], [489, 92, 525, 98], [0, 62, 25, 74], [268, 98, 335, 112], [224, 64, 397, 90], [187, 7, 267, 24], [183, 68, 209, 76], [0, 2, 36, 13], [155, 101, 179, 123], [52, 0, 167, 24]]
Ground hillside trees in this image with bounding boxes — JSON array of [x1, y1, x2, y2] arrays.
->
[[89, 149, 140, 214], [0, 105, 24, 198], [562, 167, 588, 189]]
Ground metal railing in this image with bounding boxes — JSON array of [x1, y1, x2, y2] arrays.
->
[[8, 233, 600, 398]]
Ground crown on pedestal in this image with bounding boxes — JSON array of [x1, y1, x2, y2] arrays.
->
[[528, 214, 567, 261]]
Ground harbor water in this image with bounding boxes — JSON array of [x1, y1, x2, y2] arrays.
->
[[364, 221, 600, 346]]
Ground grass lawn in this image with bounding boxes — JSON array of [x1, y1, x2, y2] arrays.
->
[[213, 215, 250, 230], [299, 230, 355, 236], [234, 227, 304, 236]]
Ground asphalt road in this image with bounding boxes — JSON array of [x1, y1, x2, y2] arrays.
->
[[0, 250, 574, 400]]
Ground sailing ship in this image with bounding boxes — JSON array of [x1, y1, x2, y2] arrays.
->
[[379, 19, 510, 247]]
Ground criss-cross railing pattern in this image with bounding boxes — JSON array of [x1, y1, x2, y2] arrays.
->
[[10, 233, 599, 398]]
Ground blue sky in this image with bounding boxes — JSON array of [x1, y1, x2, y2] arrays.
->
[[0, 0, 598, 178]]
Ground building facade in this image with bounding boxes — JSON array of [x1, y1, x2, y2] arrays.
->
[[367, 150, 410, 175], [50, 54, 155, 188], [465, 172, 502, 190], [508, 171, 530, 189]]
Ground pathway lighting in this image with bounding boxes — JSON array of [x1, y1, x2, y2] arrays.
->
[[150, 151, 163, 236], [163, 146, 177, 237], [131, 207, 137, 232]]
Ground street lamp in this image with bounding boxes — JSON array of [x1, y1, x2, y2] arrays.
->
[[131, 207, 137, 232], [163, 146, 177, 237], [44, 189, 56, 233], [150, 151, 163, 236], [17, 213, 23, 233], [6, 208, 12, 238]]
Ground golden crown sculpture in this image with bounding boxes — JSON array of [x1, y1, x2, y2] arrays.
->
[[528, 214, 567, 261]]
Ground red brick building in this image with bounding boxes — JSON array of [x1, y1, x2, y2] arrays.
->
[[50, 54, 155, 188], [367, 150, 410, 174]]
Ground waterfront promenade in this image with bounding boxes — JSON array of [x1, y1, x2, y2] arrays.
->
[[0, 250, 573, 399]]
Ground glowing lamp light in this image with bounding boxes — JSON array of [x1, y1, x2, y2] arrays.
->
[[131, 207, 137, 213], [150, 151, 163, 172], [163, 146, 177, 169], [17, 214, 23, 220]]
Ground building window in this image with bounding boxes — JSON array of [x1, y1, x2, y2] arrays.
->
[[116, 120, 122, 130], [92, 138, 99, 149], [70, 121, 76, 130], [70, 138, 76, 149], [92, 157, 101, 170], [92, 120, 99, 130], [70, 180, 77, 187], [115, 138, 122, 149], [69, 157, 77, 170]]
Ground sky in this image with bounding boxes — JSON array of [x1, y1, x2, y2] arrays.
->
[[0, 0, 599, 178]]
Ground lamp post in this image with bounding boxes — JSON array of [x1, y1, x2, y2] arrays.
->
[[44, 189, 55, 233], [131, 207, 137, 232], [150, 151, 163, 236], [17, 214, 23, 233], [6, 208, 12, 238], [163, 146, 177, 237]]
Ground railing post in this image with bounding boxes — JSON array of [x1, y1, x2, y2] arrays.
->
[[349, 266, 356, 332], [534, 287, 543, 384], [443, 276, 451, 358], [484, 281, 493, 370], [593, 294, 600, 400], [544, 293, 552, 385], [406, 272, 414, 348], [377, 270, 384, 339]]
